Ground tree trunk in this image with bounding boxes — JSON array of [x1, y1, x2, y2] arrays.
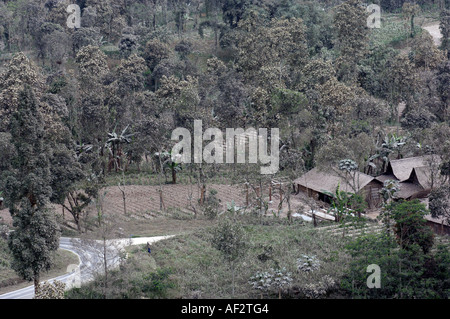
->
[[118, 182, 127, 215], [246, 183, 249, 206], [122, 191, 126, 215], [103, 238, 108, 299], [200, 184, 206, 205], [159, 189, 165, 211], [172, 167, 177, 184], [279, 184, 283, 208], [231, 262, 235, 297], [34, 274, 40, 296]]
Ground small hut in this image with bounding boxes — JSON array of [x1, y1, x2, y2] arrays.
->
[[294, 168, 383, 208]]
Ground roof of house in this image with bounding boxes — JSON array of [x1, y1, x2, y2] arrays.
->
[[419, 198, 450, 227], [294, 167, 378, 195], [375, 174, 397, 184], [410, 166, 433, 190], [387, 156, 433, 182], [425, 214, 450, 227], [396, 181, 424, 199]]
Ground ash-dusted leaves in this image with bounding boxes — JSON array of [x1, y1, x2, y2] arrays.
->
[[301, 275, 336, 299], [34, 280, 66, 299], [249, 267, 293, 297], [210, 218, 247, 263], [297, 254, 320, 272]]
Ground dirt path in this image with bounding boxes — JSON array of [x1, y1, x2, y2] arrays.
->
[[422, 22, 442, 47]]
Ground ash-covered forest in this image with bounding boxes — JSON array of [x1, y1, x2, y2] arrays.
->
[[0, 0, 449, 301]]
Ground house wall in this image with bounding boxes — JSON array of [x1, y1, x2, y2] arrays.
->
[[427, 221, 450, 236], [297, 185, 319, 201], [410, 189, 431, 200], [362, 180, 383, 208], [298, 182, 382, 209]]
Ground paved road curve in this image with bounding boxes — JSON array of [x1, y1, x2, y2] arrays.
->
[[422, 22, 443, 47], [0, 235, 174, 299]]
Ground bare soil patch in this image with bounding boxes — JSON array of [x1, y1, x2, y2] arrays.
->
[[55, 183, 246, 237], [99, 183, 245, 216]]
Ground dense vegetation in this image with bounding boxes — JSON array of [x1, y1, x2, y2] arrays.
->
[[0, 0, 449, 299]]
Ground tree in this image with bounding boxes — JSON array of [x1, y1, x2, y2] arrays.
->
[[385, 53, 418, 106], [210, 217, 247, 297], [233, 12, 308, 87], [107, 54, 147, 129], [402, 2, 421, 38], [0, 52, 45, 132], [342, 231, 450, 299], [439, 0, 450, 58], [315, 77, 356, 137], [204, 59, 248, 128], [105, 125, 135, 172], [75, 45, 109, 145], [384, 199, 434, 254], [8, 203, 60, 295], [143, 39, 171, 73], [36, 22, 70, 69], [3, 86, 60, 295], [411, 32, 445, 70], [429, 184, 450, 227], [71, 27, 102, 54], [49, 143, 86, 231], [333, 0, 368, 84], [84, 0, 126, 42], [221, 0, 250, 28], [435, 61, 450, 122]]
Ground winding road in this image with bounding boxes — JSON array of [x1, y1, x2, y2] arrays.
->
[[0, 235, 174, 299]]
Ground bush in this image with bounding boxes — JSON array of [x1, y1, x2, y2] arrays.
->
[[341, 232, 450, 299], [140, 268, 175, 298], [203, 189, 221, 220]]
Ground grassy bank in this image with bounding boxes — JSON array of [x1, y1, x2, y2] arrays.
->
[[0, 237, 79, 295], [66, 216, 351, 299]]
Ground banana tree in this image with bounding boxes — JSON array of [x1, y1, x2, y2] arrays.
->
[[379, 179, 401, 236], [325, 183, 352, 224], [366, 133, 407, 175], [154, 150, 182, 184], [105, 125, 135, 172], [325, 184, 365, 237]]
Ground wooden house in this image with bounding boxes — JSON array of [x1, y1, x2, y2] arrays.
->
[[376, 156, 440, 200], [294, 167, 383, 208]]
